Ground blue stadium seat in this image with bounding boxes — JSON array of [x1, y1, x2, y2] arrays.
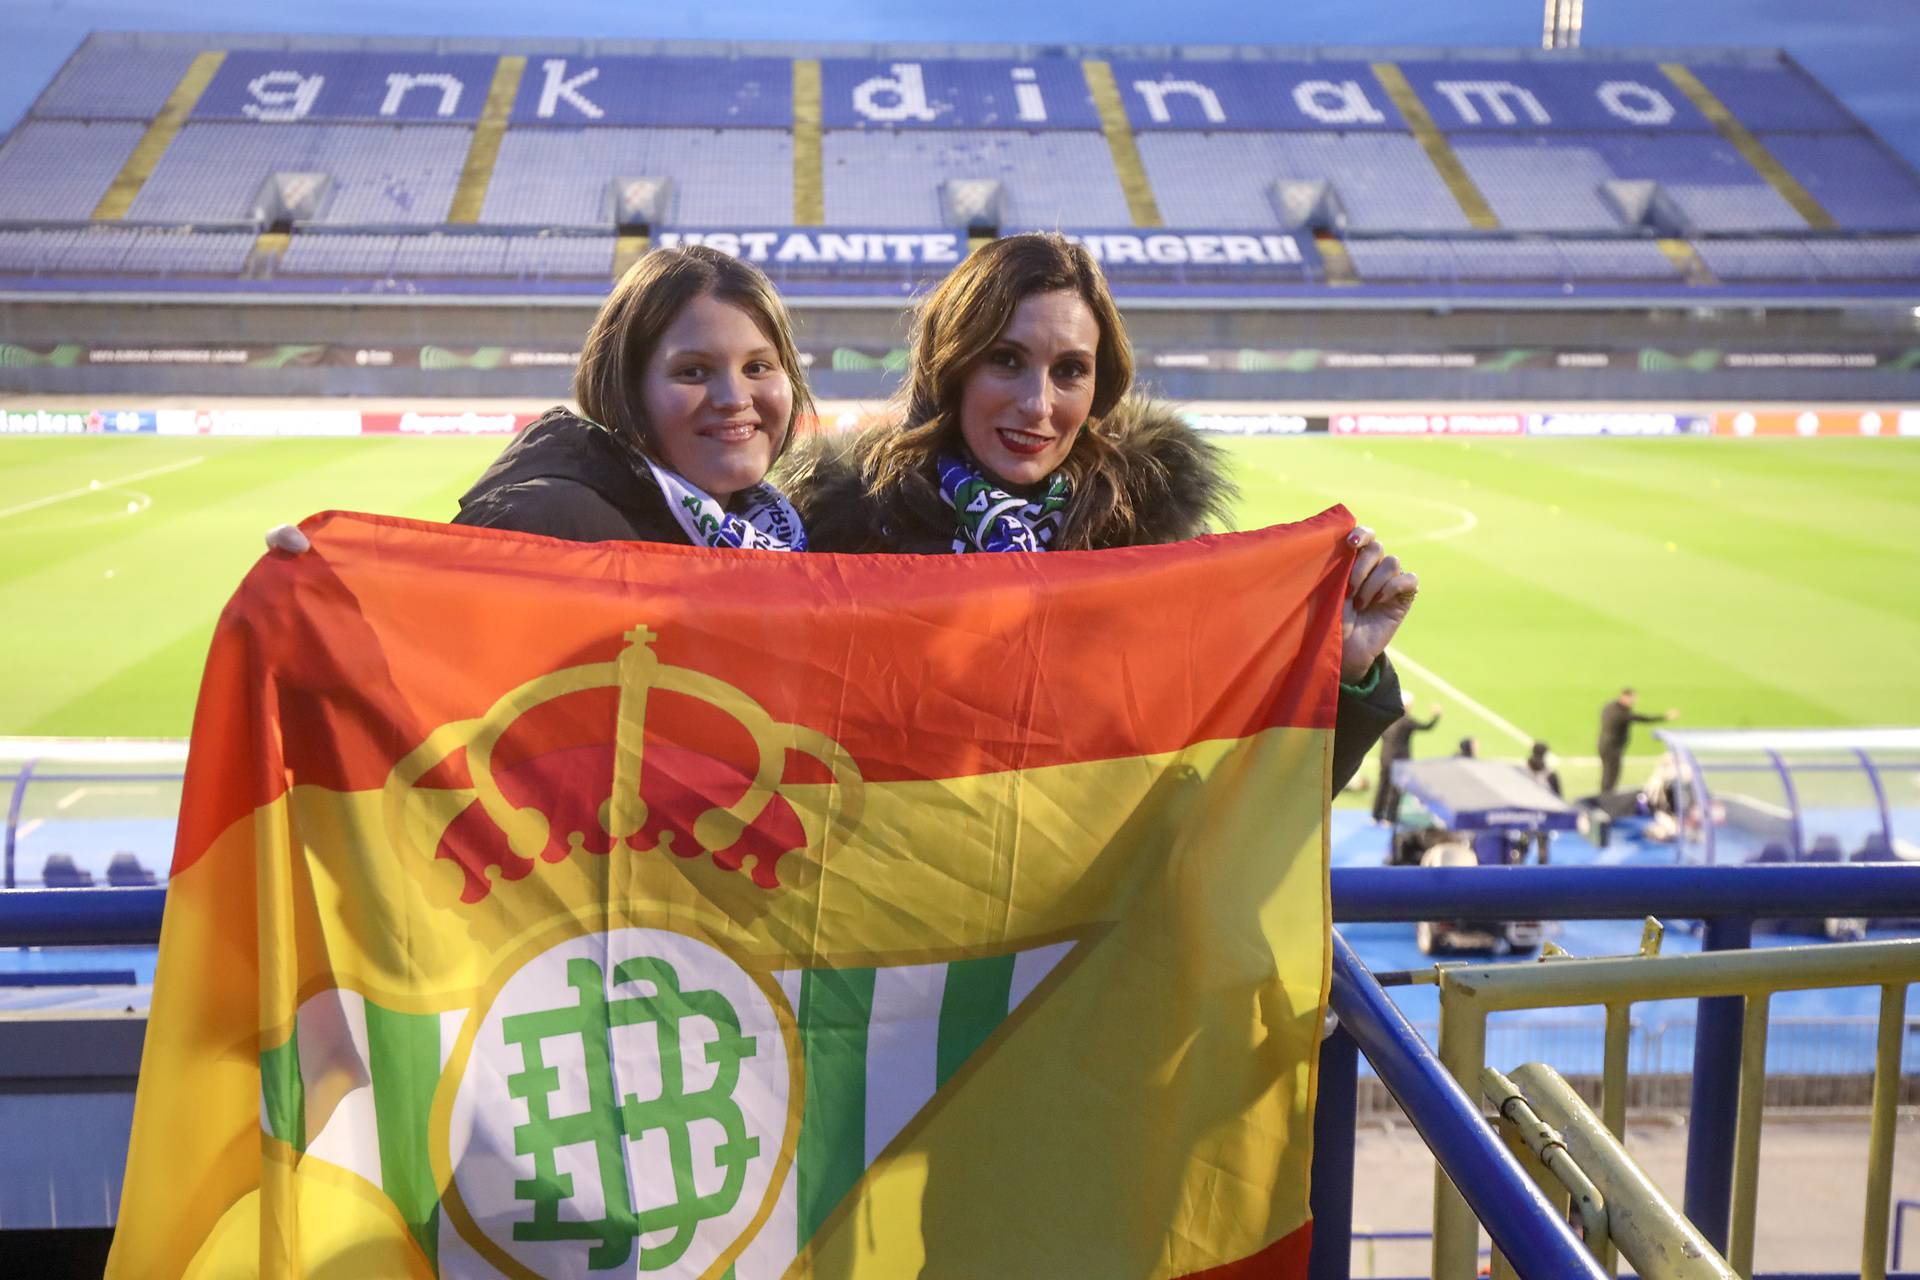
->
[[822, 131, 1127, 228], [51, 229, 135, 273], [0, 121, 147, 221], [1447, 238, 1568, 280], [1554, 239, 1682, 280], [38, 854, 94, 888], [1853, 834, 1898, 862], [391, 234, 512, 277], [1461, 133, 1805, 233], [1136, 132, 1470, 231], [1342, 239, 1457, 282], [482, 128, 793, 227], [30, 43, 201, 121], [129, 123, 472, 225], [105, 853, 156, 887], [1452, 139, 1620, 230], [501, 235, 615, 279], [0, 229, 79, 274], [1691, 239, 1823, 281], [1805, 238, 1920, 280], [1806, 836, 1846, 863], [1761, 134, 1920, 232], [278, 234, 403, 276], [1683, 63, 1857, 133], [120, 229, 256, 275]]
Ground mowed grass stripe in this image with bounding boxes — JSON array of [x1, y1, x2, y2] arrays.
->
[[1221, 437, 1920, 762], [2, 438, 501, 734], [1342, 438, 1920, 625], [1391, 452, 1914, 726], [1434, 439, 1920, 578]]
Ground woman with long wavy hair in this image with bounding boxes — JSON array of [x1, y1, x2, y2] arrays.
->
[[782, 232, 1418, 788]]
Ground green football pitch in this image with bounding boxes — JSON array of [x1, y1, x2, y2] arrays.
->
[[3, 432, 1917, 797]]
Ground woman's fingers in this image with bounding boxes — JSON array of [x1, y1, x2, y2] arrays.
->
[[1348, 529, 1384, 591], [264, 524, 311, 554], [1354, 553, 1404, 610]]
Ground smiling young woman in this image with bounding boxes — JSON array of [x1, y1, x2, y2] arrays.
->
[[781, 231, 1419, 789], [453, 244, 813, 551]]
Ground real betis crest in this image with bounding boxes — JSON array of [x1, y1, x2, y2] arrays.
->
[[439, 926, 800, 1278]]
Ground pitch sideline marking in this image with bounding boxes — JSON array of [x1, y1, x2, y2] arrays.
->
[[1387, 646, 1535, 749], [0, 455, 206, 522], [1393, 497, 1479, 545]]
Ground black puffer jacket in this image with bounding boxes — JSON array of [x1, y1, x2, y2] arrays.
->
[[452, 407, 688, 543], [778, 395, 1404, 792]]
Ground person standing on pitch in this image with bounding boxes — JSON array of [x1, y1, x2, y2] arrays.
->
[[1372, 693, 1440, 824], [1596, 687, 1677, 795]]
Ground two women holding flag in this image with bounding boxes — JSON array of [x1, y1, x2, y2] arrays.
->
[[447, 233, 1416, 786]]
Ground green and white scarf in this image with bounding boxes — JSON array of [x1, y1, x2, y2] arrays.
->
[[646, 458, 808, 553], [937, 453, 1070, 554]]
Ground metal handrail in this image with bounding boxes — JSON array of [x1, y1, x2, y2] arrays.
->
[[9, 862, 1920, 946], [1489, 1063, 1737, 1280], [1329, 931, 1609, 1280], [1434, 938, 1920, 1280]]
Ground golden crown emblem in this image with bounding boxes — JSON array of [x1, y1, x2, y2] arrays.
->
[[381, 625, 864, 903]]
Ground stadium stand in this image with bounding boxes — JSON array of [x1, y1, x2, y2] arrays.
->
[[822, 131, 1128, 228], [1451, 134, 1809, 232], [27, 43, 202, 119], [0, 32, 1916, 308], [128, 123, 472, 225], [0, 121, 147, 220], [1758, 133, 1920, 231], [1138, 132, 1470, 231], [482, 128, 794, 227]]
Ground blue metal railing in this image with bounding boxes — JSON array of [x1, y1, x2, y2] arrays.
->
[[1327, 930, 1609, 1279], [1896, 1199, 1920, 1273]]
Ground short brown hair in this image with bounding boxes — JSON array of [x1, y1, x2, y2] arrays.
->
[[573, 244, 814, 462], [863, 233, 1139, 548]]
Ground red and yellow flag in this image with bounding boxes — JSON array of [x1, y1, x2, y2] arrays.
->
[[110, 508, 1352, 1280]]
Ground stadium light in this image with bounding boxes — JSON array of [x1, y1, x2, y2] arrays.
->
[[1543, 0, 1585, 49]]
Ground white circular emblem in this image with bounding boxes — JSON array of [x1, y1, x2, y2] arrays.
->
[[1796, 411, 1820, 436], [1733, 411, 1757, 437], [445, 928, 793, 1278]]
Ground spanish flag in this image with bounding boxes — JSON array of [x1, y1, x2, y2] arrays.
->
[[110, 507, 1351, 1280]]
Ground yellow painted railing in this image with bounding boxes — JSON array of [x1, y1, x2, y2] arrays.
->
[[1485, 1063, 1739, 1279], [1432, 937, 1920, 1280]]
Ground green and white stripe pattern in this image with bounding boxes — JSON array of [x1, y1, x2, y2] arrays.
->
[[261, 940, 1072, 1278]]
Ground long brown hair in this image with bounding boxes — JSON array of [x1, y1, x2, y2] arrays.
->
[[573, 244, 814, 464], [862, 233, 1140, 549]]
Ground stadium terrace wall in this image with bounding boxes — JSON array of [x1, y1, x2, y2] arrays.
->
[[6, 294, 1919, 401], [5, 404, 1917, 438], [5, 35, 1920, 399]]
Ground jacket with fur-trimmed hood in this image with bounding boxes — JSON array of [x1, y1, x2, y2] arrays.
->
[[778, 394, 1405, 791], [778, 395, 1235, 554]]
